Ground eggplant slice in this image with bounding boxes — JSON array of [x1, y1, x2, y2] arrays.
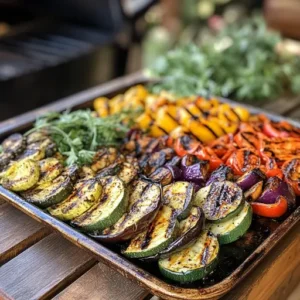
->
[[90, 178, 162, 242], [2, 133, 26, 155], [123, 205, 178, 258]]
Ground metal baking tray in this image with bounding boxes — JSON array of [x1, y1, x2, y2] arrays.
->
[[1, 72, 299, 300]]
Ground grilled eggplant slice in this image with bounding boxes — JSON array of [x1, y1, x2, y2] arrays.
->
[[2, 159, 40, 191], [163, 181, 194, 220], [158, 230, 219, 283], [22, 175, 73, 208], [38, 158, 63, 185], [18, 147, 45, 161], [150, 167, 173, 186], [123, 206, 178, 258], [207, 202, 252, 245], [244, 181, 263, 202], [72, 176, 127, 231], [198, 181, 244, 223], [2, 133, 26, 155], [90, 179, 161, 242], [144, 206, 205, 260], [0, 152, 14, 170], [48, 178, 102, 221]]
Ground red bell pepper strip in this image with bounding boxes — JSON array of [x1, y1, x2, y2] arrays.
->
[[282, 159, 300, 196], [194, 145, 223, 171], [263, 121, 290, 138], [251, 195, 288, 218]]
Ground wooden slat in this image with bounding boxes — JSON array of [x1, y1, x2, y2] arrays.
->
[[54, 263, 148, 300], [223, 222, 300, 300], [0, 203, 50, 264], [0, 233, 96, 300]]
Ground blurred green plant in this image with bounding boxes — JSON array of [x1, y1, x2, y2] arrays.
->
[[147, 16, 300, 102]]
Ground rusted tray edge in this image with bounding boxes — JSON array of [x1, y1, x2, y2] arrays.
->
[[1, 187, 299, 300], [1, 73, 300, 299]]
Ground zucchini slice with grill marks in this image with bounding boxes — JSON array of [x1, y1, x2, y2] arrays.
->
[[72, 176, 127, 231], [158, 230, 219, 283], [90, 178, 161, 242], [199, 181, 244, 223], [0, 152, 14, 170], [142, 206, 205, 261], [1, 159, 40, 191], [163, 181, 194, 220], [48, 178, 102, 221], [207, 202, 252, 245], [18, 147, 45, 161], [38, 158, 63, 185], [28, 138, 57, 157], [2, 133, 26, 155], [22, 174, 73, 208], [123, 205, 178, 258], [26, 130, 49, 144]]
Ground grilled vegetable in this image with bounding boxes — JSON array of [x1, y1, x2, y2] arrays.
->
[[64, 165, 79, 182], [91, 179, 161, 242], [282, 158, 300, 196], [181, 157, 209, 185], [158, 230, 219, 283], [226, 149, 261, 176], [22, 174, 73, 208], [150, 167, 174, 186], [208, 202, 252, 244], [146, 206, 205, 260], [199, 181, 244, 223], [48, 178, 102, 221], [26, 130, 49, 144], [163, 181, 194, 220], [251, 195, 288, 218], [28, 138, 57, 157], [123, 206, 178, 258], [0, 152, 14, 170], [79, 166, 95, 178], [117, 161, 139, 185], [71, 176, 127, 232], [2, 133, 25, 155], [206, 165, 234, 186], [1, 159, 40, 191], [18, 147, 45, 161], [236, 168, 266, 191], [38, 158, 63, 185], [258, 177, 295, 208], [244, 181, 263, 202], [91, 148, 121, 172]]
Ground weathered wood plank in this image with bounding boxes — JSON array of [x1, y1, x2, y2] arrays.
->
[[223, 222, 300, 300], [0, 233, 96, 300], [54, 263, 149, 300], [0, 203, 50, 264]]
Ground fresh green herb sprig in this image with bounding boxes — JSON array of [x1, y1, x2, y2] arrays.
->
[[26, 109, 139, 166], [148, 16, 300, 102]]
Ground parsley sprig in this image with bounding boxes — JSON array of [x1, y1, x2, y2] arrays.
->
[[26, 109, 137, 166]]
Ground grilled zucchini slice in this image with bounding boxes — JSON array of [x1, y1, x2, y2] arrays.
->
[[2, 133, 26, 155], [1, 159, 40, 191], [158, 230, 219, 283], [48, 178, 102, 221], [26, 130, 48, 144], [207, 202, 252, 245], [123, 205, 178, 258], [163, 181, 194, 220], [117, 162, 139, 184], [90, 179, 161, 242], [0, 152, 14, 170], [72, 176, 127, 231], [38, 158, 63, 185], [22, 175, 73, 208], [197, 181, 244, 223]]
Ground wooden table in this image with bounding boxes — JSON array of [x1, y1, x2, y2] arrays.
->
[[0, 91, 300, 300]]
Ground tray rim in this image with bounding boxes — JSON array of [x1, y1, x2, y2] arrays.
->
[[1, 72, 300, 300]]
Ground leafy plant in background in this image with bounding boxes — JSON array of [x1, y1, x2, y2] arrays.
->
[[147, 16, 300, 102]]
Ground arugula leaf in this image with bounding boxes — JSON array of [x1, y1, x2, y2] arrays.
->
[[26, 109, 138, 166]]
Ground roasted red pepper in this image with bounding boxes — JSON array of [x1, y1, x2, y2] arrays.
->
[[226, 149, 261, 176], [173, 136, 200, 157], [194, 145, 223, 171], [282, 158, 300, 196], [251, 195, 288, 218]]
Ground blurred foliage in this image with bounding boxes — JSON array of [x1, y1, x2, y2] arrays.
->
[[147, 16, 300, 102]]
